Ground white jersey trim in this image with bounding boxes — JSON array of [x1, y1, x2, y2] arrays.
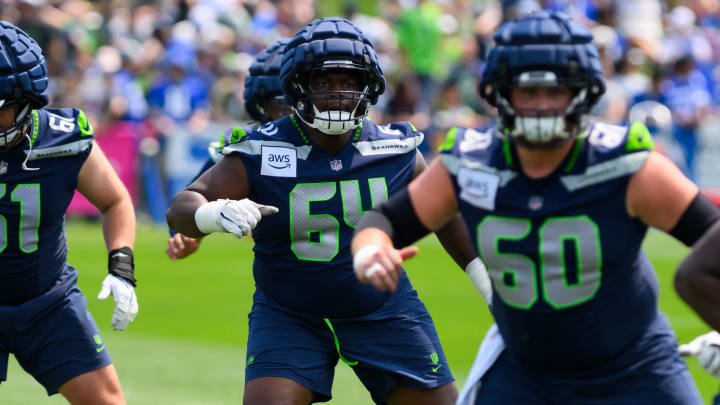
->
[[25, 138, 93, 161], [352, 133, 424, 156], [222, 140, 312, 160]]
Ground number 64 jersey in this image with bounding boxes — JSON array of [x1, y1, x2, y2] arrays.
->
[[439, 122, 661, 372], [222, 116, 423, 318], [0, 108, 95, 306]]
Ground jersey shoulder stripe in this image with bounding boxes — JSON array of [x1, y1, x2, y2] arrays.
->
[[352, 120, 424, 156], [220, 117, 312, 159], [26, 108, 95, 161]]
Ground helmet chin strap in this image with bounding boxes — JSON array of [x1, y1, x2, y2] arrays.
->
[[299, 99, 363, 136]]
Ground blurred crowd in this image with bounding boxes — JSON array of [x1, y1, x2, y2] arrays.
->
[[4, 0, 720, 221]]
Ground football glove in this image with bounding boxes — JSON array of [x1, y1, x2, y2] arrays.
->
[[98, 274, 138, 331], [466, 258, 493, 306], [679, 330, 720, 378], [195, 198, 278, 238]]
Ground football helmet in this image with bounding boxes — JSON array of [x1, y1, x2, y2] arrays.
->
[[280, 17, 385, 135], [479, 11, 605, 147], [244, 38, 291, 124], [0, 21, 49, 149]]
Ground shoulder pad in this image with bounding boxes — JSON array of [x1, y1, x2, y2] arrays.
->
[[27, 108, 94, 161], [438, 126, 495, 154]]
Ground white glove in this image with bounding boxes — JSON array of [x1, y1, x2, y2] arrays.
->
[[97, 274, 138, 331], [679, 331, 720, 377], [466, 258, 493, 306], [194, 198, 278, 238]]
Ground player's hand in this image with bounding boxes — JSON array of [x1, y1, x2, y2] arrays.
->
[[353, 244, 419, 292], [97, 274, 138, 331], [679, 331, 720, 377], [166, 233, 202, 260], [195, 198, 279, 238]]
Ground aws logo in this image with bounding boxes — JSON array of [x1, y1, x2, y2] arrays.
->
[[261, 145, 297, 177]]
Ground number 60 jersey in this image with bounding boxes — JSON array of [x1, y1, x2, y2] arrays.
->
[[439, 122, 660, 372], [222, 116, 424, 318], [0, 108, 95, 306]]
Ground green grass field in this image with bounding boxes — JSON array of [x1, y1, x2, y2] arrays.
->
[[2, 220, 718, 404]]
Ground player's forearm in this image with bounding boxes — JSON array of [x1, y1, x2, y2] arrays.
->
[[675, 221, 720, 331], [434, 213, 477, 270], [101, 196, 136, 251], [166, 190, 209, 238]]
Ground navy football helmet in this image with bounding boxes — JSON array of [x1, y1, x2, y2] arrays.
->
[[244, 38, 291, 124], [479, 11, 605, 146], [0, 21, 48, 149], [280, 17, 385, 135]]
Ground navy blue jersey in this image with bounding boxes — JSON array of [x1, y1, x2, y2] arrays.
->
[[0, 108, 94, 305], [439, 122, 658, 372], [222, 116, 423, 317]]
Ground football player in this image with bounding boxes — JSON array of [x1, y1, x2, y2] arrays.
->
[[352, 11, 720, 404], [0, 22, 137, 404], [167, 17, 489, 405], [165, 38, 292, 260]]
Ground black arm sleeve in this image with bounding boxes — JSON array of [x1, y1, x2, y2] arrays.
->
[[355, 188, 431, 248], [669, 191, 720, 246]]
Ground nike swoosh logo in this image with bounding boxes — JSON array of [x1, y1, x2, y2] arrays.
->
[[96, 345, 105, 352], [432, 364, 442, 373]]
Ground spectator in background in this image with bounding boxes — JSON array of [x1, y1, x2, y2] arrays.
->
[[662, 55, 712, 182], [394, 0, 443, 112], [146, 40, 211, 199]]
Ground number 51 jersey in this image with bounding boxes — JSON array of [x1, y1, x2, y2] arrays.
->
[[0, 108, 95, 306], [439, 122, 660, 372], [222, 116, 424, 318]]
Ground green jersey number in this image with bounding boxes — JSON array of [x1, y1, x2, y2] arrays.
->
[[478, 215, 602, 310], [0, 183, 41, 254], [290, 178, 388, 262]]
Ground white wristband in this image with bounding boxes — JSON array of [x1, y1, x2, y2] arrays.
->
[[194, 199, 228, 234], [353, 244, 381, 280], [466, 257, 493, 306]]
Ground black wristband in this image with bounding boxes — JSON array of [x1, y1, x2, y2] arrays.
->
[[356, 188, 431, 248], [109, 247, 137, 287], [669, 191, 720, 247]]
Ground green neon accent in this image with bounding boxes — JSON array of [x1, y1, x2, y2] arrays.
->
[[324, 318, 358, 366], [340, 178, 388, 229], [218, 131, 227, 148], [247, 355, 255, 365], [289, 182, 339, 262], [76, 110, 94, 137], [429, 352, 439, 364], [478, 216, 537, 310], [0, 184, 6, 254], [408, 122, 418, 132], [502, 138, 513, 168], [229, 127, 247, 144], [353, 122, 363, 141], [437, 127, 457, 152], [538, 216, 602, 309], [30, 110, 39, 146], [564, 138, 584, 173], [93, 334, 105, 352], [289, 114, 310, 144], [432, 364, 442, 372], [626, 121, 654, 152], [9, 184, 41, 253]]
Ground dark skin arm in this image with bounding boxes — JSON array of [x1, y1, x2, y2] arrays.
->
[[412, 151, 477, 269], [675, 220, 720, 331], [166, 154, 251, 237]]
